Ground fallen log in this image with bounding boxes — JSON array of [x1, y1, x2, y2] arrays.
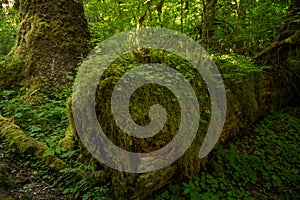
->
[[62, 52, 300, 199]]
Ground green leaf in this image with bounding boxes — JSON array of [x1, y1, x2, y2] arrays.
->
[[61, 150, 77, 158]]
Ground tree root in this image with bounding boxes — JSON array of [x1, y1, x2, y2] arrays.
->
[[0, 114, 109, 187], [0, 115, 67, 171]]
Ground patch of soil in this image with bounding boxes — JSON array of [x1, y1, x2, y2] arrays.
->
[[0, 137, 75, 200]]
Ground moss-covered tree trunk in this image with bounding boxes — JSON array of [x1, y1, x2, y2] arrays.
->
[[0, 0, 90, 89], [62, 53, 299, 199]]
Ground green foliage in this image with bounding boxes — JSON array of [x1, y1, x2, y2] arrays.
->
[[0, 1, 298, 199], [211, 0, 290, 54], [0, 87, 111, 199], [0, 87, 70, 149], [83, 0, 290, 55], [154, 109, 300, 199], [84, 0, 192, 45], [211, 53, 270, 84], [0, 7, 18, 61], [51, 162, 109, 199]]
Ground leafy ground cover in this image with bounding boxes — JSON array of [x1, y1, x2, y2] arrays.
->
[[0, 137, 73, 200], [154, 108, 300, 200], [0, 89, 299, 199]]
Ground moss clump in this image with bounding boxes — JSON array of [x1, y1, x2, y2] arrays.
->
[[58, 124, 76, 152], [0, 56, 24, 90]]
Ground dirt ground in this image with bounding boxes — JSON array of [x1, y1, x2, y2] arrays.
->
[[0, 137, 74, 200]]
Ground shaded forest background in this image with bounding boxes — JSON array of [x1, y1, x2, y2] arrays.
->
[[0, 0, 299, 199]]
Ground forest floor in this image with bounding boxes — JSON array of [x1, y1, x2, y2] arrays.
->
[[0, 106, 299, 200], [0, 136, 74, 200]]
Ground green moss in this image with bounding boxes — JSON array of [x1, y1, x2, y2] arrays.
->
[[58, 98, 78, 153], [0, 56, 24, 90], [67, 50, 300, 198], [58, 124, 76, 152], [0, 115, 68, 171], [1, 0, 90, 90], [70, 50, 210, 197]]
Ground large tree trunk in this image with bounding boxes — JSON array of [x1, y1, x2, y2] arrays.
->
[[0, 0, 90, 89]]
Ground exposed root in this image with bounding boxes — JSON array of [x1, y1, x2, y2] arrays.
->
[[0, 115, 67, 171]]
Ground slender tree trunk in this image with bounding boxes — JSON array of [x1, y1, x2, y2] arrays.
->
[[0, 0, 90, 89], [201, 0, 217, 46]]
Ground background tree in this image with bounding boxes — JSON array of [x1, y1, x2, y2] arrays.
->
[[201, 0, 217, 47], [254, 0, 300, 65]]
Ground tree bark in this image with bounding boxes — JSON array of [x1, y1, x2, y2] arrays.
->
[[0, 0, 90, 89], [201, 0, 217, 46]]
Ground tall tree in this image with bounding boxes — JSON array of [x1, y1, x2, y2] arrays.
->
[[0, 0, 90, 89], [201, 0, 217, 46]]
